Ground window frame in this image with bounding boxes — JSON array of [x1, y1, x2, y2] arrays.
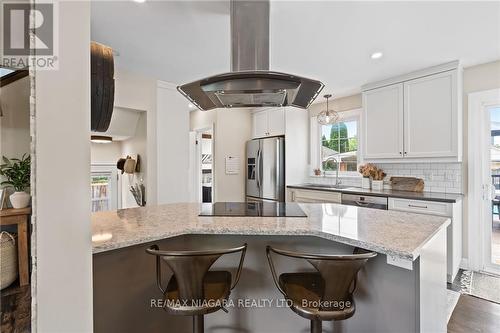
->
[[310, 108, 362, 177]]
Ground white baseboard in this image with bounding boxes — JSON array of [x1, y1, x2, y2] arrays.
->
[[460, 258, 469, 270]]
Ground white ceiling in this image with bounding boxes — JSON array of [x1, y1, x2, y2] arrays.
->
[[91, 1, 500, 99]]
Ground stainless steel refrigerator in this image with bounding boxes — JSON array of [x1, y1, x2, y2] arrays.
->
[[246, 137, 285, 202]]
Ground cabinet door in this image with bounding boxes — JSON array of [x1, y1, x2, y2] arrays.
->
[[403, 70, 457, 158], [363, 84, 404, 159], [252, 111, 269, 138], [290, 189, 341, 203], [267, 108, 285, 136]]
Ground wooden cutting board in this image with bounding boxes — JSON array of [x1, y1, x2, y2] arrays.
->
[[390, 177, 425, 192]]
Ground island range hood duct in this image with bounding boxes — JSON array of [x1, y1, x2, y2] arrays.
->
[[177, 0, 324, 111]]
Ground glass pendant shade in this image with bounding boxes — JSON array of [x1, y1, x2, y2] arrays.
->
[[317, 94, 339, 125]]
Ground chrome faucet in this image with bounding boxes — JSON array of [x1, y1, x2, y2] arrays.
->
[[324, 155, 341, 186]]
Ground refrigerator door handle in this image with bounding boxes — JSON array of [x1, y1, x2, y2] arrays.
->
[[259, 145, 264, 196], [276, 139, 280, 200], [256, 148, 261, 191]]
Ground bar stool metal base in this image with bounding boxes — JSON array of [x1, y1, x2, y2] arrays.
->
[[310, 319, 322, 333], [193, 315, 204, 333]]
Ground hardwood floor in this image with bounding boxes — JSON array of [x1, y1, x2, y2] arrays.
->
[[448, 294, 500, 333], [0, 283, 31, 333]]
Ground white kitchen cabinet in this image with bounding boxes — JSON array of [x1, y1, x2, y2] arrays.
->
[[404, 70, 458, 158], [251, 108, 285, 138], [287, 188, 341, 203], [252, 110, 268, 138], [361, 61, 462, 162], [362, 84, 404, 159], [388, 197, 462, 283], [267, 108, 285, 136]]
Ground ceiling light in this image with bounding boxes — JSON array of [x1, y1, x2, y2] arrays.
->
[[91, 135, 113, 143], [317, 94, 339, 125], [371, 52, 383, 59], [133, 0, 146, 3]]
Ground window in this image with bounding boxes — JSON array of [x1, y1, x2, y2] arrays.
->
[[311, 109, 361, 176]]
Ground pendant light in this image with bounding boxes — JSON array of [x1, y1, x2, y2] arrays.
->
[[317, 94, 339, 125]]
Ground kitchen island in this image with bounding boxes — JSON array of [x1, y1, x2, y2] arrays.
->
[[92, 203, 449, 333]]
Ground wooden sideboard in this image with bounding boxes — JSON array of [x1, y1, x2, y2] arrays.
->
[[0, 208, 31, 286]]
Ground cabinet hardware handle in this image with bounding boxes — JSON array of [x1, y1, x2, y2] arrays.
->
[[408, 204, 428, 209], [404, 152, 407, 155], [399, 152, 402, 155]]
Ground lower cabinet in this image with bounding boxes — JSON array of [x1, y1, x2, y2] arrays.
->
[[287, 188, 341, 203], [389, 198, 462, 283]]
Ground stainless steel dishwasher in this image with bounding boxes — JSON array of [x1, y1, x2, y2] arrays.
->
[[341, 193, 388, 210]]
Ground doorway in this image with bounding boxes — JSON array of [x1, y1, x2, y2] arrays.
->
[[200, 130, 214, 203], [468, 88, 500, 275], [190, 126, 215, 203]]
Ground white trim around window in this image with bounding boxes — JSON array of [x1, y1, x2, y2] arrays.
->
[[310, 108, 362, 177]]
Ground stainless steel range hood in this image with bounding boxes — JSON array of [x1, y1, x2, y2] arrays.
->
[[177, 0, 324, 111]]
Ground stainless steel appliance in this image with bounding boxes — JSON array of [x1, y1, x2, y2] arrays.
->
[[246, 137, 285, 202], [177, 0, 324, 111], [341, 194, 388, 210]]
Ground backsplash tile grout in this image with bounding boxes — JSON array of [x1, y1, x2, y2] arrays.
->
[[307, 162, 463, 194]]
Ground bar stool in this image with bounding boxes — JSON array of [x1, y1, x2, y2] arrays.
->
[[146, 243, 247, 333], [266, 246, 377, 333]]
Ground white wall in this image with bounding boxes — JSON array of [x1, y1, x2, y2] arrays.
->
[[0, 76, 30, 159], [34, 1, 93, 331], [190, 109, 217, 131], [309, 94, 362, 117], [214, 109, 251, 202], [114, 69, 157, 205], [91, 142, 122, 163], [190, 108, 252, 202], [157, 81, 190, 203], [121, 112, 147, 207]]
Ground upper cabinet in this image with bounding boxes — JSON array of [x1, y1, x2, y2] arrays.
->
[[404, 71, 458, 158], [251, 108, 285, 138], [362, 61, 462, 162], [363, 84, 404, 159]]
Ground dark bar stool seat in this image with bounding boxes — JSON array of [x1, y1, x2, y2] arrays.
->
[[266, 246, 377, 333], [146, 243, 247, 333]]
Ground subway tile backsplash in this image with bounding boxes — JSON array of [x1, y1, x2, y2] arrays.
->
[[307, 163, 463, 194]]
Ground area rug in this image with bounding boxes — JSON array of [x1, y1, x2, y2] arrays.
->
[[460, 270, 500, 304]]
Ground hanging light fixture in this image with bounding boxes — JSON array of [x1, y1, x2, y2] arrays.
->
[[317, 94, 339, 125]]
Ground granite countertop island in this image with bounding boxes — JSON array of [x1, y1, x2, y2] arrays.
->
[[92, 202, 450, 333], [91, 202, 449, 261]]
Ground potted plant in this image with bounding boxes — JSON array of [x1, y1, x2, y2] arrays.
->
[[370, 167, 387, 191], [358, 164, 375, 189], [0, 154, 31, 209]]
